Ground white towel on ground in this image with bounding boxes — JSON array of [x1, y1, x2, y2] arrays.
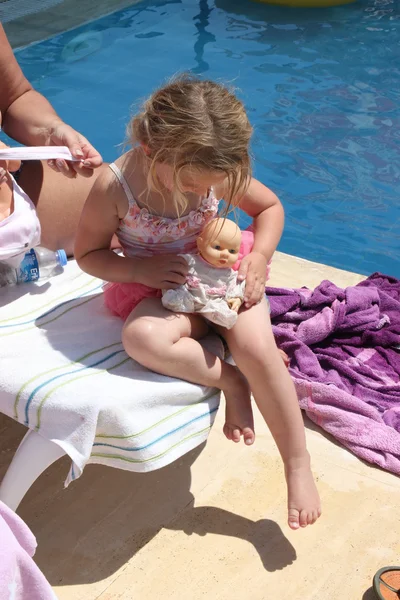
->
[[0, 260, 222, 486]]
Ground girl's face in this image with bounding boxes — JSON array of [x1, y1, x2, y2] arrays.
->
[[155, 162, 227, 197]]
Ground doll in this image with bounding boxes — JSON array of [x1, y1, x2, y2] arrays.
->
[[162, 218, 246, 329]]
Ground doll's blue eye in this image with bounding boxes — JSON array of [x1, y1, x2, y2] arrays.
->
[[214, 245, 221, 250], [229, 249, 236, 254]]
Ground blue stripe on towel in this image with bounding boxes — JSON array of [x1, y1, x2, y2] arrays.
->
[[92, 406, 218, 453], [24, 349, 125, 425], [69, 407, 218, 480], [0, 283, 103, 329]]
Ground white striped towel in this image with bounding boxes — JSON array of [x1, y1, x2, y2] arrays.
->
[[0, 260, 222, 486]]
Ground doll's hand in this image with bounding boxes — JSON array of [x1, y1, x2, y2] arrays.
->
[[237, 251, 268, 308], [227, 297, 242, 313]]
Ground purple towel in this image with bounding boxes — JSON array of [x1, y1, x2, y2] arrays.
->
[[0, 501, 57, 600], [267, 273, 400, 475]]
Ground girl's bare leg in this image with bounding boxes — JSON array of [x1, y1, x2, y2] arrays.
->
[[218, 298, 321, 530], [122, 298, 255, 445]]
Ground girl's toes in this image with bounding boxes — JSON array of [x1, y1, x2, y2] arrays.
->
[[300, 509, 309, 528], [288, 508, 300, 530], [223, 424, 232, 440], [231, 427, 241, 443], [242, 426, 255, 446]]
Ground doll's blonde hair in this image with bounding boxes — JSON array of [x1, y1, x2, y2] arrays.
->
[[128, 75, 253, 215]]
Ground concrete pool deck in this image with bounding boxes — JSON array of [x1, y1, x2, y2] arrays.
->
[[0, 251, 399, 600], [3, 0, 142, 48]]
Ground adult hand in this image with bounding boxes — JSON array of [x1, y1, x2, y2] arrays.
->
[[46, 121, 103, 178]]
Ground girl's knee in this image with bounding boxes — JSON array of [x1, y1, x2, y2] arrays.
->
[[122, 318, 160, 359], [232, 335, 278, 368]]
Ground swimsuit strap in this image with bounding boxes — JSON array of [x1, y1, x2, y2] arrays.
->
[[109, 163, 136, 207]]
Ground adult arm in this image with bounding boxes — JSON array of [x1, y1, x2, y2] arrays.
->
[[0, 24, 102, 176]]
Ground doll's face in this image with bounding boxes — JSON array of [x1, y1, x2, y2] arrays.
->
[[197, 219, 241, 268]]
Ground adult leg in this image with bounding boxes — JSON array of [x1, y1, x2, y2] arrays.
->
[[122, 298, 254, 444], [219, 298, 321, 530]]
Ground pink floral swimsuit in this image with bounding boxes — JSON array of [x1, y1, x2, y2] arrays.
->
[[104, 163, 221, 320]]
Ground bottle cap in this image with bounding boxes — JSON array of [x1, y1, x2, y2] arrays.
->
[[56, 249, 68, 267]]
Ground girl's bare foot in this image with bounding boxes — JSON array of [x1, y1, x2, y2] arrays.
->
[[223, 370, 255, 446], [285, 454, 321, 530]]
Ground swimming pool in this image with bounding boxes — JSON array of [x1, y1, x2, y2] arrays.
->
[[11, 0, 400, 276]]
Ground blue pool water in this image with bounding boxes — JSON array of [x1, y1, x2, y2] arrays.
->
[[11, 0, 400, 276]]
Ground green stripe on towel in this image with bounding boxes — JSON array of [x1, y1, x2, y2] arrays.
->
[[14, 342, 122, 420], [0, 273, 95, 324], [91, 426, 211, 464], [95, 396, 216, 440], [0, 293, 100, 339], [35, 356, 131, 430]]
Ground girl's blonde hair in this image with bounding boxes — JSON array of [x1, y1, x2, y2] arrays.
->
[[128, 75, 253, 215]]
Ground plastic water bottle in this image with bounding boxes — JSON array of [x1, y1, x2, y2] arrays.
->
[[0, 246, 67, 286]]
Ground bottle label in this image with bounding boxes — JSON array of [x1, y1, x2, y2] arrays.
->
[[17, 249, 40, 282]]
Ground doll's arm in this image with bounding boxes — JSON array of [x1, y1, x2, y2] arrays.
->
[[227, 297, 242, 312], [225, 273, 246, 311]]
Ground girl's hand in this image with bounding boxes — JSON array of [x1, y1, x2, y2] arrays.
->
[[135, 254, 189, 289], [237, 251, 268, 308]]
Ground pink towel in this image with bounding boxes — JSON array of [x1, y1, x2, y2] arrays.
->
[[0, 501, 57, 600]]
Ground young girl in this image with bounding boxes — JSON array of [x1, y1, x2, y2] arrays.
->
[[75, 76, 321, 530]]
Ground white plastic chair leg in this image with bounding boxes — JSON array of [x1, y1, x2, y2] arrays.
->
[[0, 429, 65, 511]]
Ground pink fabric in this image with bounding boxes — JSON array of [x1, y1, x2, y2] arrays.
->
[[232, 229, 272, 280], [109, 163, 220, 259], [104, 282, 161, 321], [104, 230, 265, 320], [0, 501, 56, 600]]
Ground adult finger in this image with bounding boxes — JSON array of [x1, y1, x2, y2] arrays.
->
[[55, 159, 77, 178], [56, 127, 103, 168], [70, 162, 95, 178]]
